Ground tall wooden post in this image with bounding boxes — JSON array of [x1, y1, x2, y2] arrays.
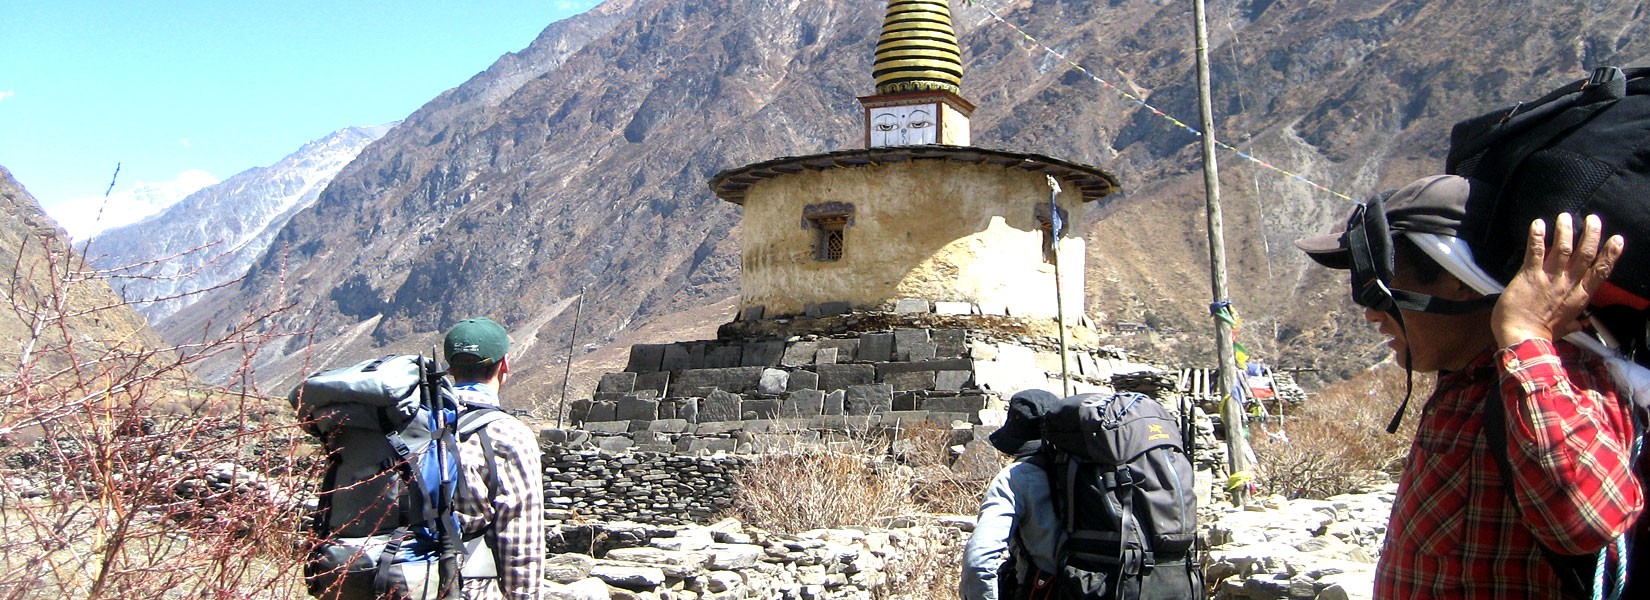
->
[[1193, 0, 1254, 505], [557, 286, 585, 428]]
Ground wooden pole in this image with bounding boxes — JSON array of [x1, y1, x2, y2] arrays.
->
[[1047, 175, 1072, 397], [557, 286, 585, 428], [1193, 0, 1254, 505]]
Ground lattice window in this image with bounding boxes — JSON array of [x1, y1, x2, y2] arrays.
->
[[812, 215, 849, 262]]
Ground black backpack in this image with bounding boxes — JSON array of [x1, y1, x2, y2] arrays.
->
[[291, 355, 475, 600], [1446, 66, 1650, 599], [1004, 392, 1203, 600]]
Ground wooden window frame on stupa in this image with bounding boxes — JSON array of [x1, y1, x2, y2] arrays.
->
[[803, 202, 855, 262]]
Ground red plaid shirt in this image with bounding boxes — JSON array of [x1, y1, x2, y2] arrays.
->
[[1376, 339, 1643, 599]]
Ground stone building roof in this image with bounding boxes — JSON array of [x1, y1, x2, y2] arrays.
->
[[708, 145, 1122, 205]]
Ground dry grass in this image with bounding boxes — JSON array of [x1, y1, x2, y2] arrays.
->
[[1251, 363, 1431, 498]]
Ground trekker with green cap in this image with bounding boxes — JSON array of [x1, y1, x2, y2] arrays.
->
[[444, 317, 544, 600]]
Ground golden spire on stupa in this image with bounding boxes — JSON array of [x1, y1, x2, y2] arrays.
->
[[872, 0, 963, 95]]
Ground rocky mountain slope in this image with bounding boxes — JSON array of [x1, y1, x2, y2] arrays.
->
[[164, 0, 1650, 399], [86, 124, 393, 322], [0, 166, 157, 372]]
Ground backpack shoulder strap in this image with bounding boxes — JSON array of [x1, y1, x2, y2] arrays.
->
[[1481, 386, 1598, 598]]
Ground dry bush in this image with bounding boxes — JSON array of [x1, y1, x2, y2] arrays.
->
[[1252, 363, 1432, 499], [894, 420, 999, 516], [728, 429, 917, 533], [0, 230, 315, 599], [874, 526, 967, 600]]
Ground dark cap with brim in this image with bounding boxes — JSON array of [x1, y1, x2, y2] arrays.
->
[[1295, 175, 1493, 270], [989, 389, 1065, 456]]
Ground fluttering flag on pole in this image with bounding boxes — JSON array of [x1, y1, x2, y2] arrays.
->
[[1045, 174, 1063, 249]]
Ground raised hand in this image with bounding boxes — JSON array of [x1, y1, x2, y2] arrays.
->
[[1492, 213, 1626, 347]]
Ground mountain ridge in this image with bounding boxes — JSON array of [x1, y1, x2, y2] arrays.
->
[[160, 0, 1650, 400]]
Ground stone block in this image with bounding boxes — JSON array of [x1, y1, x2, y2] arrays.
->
[[857, 332, 893, 362], [823, 390, 845, 416], [700, 390, 743, 422], [657, 400, 677, 420], [741, 340, 785, 367], [782, 389, 825, 417], [688, 342, 708, 369], [893, 329, 931, 360], [818, 301, 851, 316], [894, 298, 930, 314], [616, 396, 659, 421], [695, 421, 745, 435], [647, 419, 691, 433], [680, 437, 739, 454], [819, 338, 858, 361], [705, 344, 743, 368], [884, 370, 936, 392], [673, 367, 765, 397], [625, 344, 666, 373], [677, 398, 699, 423], [593, 391, 625, 402], [932, 329, 966, 357], [597, 372, 637, 394], [757, 368, 788, 396], [741, 419, 773, 433], [740, 305, 765, 321], [816, 363, 875, 392], [892, 391, 918, 411], [803, 303, 823, 317], [904, 342, 938, 362], [568, 398, 593, 424], [742, 399, 779, 419], [780, 341, 819, 367], [786, 369, 819, 391], [635, 371, 670, 396], [936, 370, 973, 391], [877, 358, 972, 379], [627, 419, 651, 433], [920, 395, 987, 413], [661, 344, 693, 372], [583, 421, 630, 434], [814, 347, 839, 365], [845, 384, 894, 415], [597, 435, 633, 451], [588, 401, 618, 422]]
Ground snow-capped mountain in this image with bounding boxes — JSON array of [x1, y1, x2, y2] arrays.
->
[[86, 123, 395, 322]]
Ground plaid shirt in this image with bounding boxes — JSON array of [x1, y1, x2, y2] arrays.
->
[[453, 385, 544, 600], [1375, 339, 1643, 599]]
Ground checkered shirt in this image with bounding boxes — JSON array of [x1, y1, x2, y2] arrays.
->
[[452, 385, 544, 600], [1375, 339, 1643, 598]]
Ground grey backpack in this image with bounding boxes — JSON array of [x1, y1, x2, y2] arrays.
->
[[290, 355, 464, 600], [1015, 392, 1203, 600]]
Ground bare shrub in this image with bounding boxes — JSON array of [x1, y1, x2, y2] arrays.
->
[[1252, 363, 1431, 498], [874, 525, 967, 600], [894, 420, 999, 516], [0, 228, 314, 599], [728, 430, 916, 533]]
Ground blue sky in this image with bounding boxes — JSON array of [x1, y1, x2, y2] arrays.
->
[[0, 0, 602, 234]]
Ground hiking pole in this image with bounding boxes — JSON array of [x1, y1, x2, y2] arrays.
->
[[1192, 0, 1254, 506]]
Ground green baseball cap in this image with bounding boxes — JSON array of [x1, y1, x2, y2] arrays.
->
[[444, 317, 510, 366]]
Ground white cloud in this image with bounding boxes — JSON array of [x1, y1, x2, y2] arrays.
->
[[50, 169, 218, 240], [0, 90, 14, 102]]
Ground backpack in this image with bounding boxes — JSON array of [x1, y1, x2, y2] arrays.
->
[[1446, 66, 1650, 600], [1004, 392, 1203, 600], [290, 354, 470, 600]]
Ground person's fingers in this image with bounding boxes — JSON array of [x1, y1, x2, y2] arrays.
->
[[1572, 214, 1604, 280], [1524, 218, 1548, 270], [1548, 213, 1575, 274], [1582, 233, 1626, 295]]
